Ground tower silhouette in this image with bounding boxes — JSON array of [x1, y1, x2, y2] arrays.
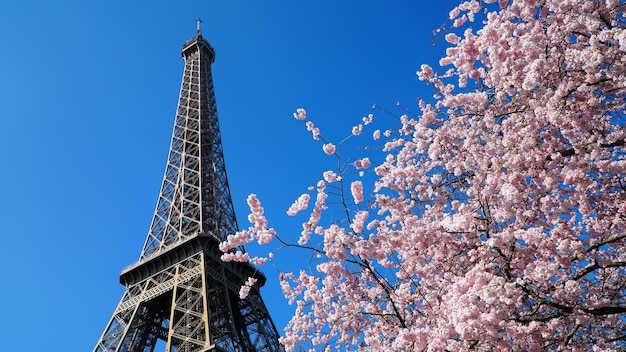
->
[[94, 23, 283, 352]]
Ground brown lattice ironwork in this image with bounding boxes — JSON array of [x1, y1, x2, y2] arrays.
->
[[94, 27, 282, 352]]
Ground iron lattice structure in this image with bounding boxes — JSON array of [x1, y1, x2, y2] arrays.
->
[[94, 28, 283, 352]]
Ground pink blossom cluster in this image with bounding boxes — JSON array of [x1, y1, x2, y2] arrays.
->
[[305, 121, 320, 140], [224, 1, 626, 350], [249, 256, 268, 266], [322, 143, 336, 155], [350, 180, 363, 204], [245, 194, 276, 244], [219, 194, 275, 262], [238, 276, 258, 299], [322, 170, 339, 182], [298, 181, 327, 245], [353, 157, 371, 169], [293, 108, 306, 120], [286, 193, 311, 216], [219, 250, 249, 264], [350, 210, 368, 234]]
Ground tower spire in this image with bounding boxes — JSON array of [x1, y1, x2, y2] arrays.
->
[[140, 25, 224, 260], [196, 17, 202, 35], [94, 27, 283, 352]]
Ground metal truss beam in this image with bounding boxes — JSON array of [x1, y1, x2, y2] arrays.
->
[[94, 28, 283, 352]]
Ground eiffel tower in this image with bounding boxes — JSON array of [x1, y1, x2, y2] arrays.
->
[[94, 21, 283, 352]]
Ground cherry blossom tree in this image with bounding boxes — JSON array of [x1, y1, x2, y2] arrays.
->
[[221, 0, 626, 350]]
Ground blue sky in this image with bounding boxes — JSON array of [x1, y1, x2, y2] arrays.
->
[[0, 1, 456, 350]]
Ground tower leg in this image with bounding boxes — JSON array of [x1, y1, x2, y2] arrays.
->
[[95, 251, 282, 352]]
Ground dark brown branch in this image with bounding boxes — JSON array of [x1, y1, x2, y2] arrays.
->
[[546, 138, 625, 160], [362, 258, 408, 329], [607, 334, 626, 343], [584, 306, 626, 315], [513, 313, 564, 324], [588, 233, 626, 252], [517, 284, 574, 313], [572, 261, 600, 281], [571, 30, 590, 38], [601, 138, 626, 149], [563, 324, 579, 345], [572, 261, 626, 281]]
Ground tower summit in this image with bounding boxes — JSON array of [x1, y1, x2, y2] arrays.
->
[[94, 24, 283, 352]]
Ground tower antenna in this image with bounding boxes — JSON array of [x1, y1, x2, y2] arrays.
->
[[196, 17, 202, 34]]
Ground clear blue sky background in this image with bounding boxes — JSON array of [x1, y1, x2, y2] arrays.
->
[[0, 1, 457, 350]]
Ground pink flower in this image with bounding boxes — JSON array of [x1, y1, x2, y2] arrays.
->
[[247, 194, 264, 215], [287, 193, 311, 216], [239, 276, 258, 299], [354, 158, 371, 169], [256, 228, 275, 245], [350, 210, 368, 233], [445, 33, 461, 44], [417, 64, 434, 80], [351, 180, 364, 204], [220, 250, 249, 262], [249, 256, 268, 266], [293, 108, 306, 120], [323, 170, 339, 182], [219, 231, 248, 252], [323, 143, 336, 155], [306, 121, 321, 140]]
